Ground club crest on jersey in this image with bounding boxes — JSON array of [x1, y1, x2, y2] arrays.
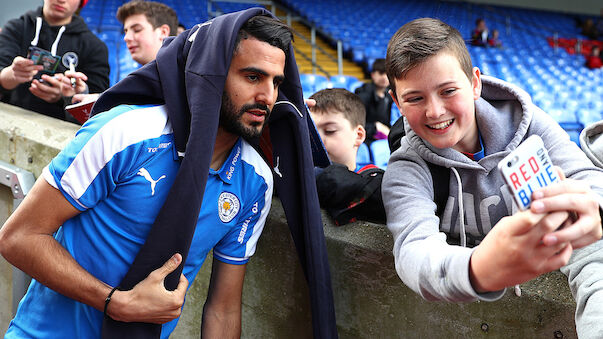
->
[[218, 192, 240, 223]]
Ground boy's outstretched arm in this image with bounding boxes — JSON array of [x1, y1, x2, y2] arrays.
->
[[469, 209, 573, 293]]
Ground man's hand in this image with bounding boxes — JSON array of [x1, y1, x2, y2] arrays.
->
[[0, 56, 43, 90], [61, 70, 88, 97], [531, 167, 602, 249], [29, 74, 64, 103], [107, 253, 189, 324], [470, 209, 573, 293]]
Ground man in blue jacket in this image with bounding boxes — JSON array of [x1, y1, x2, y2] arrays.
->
[[1, 9, 337, 339]]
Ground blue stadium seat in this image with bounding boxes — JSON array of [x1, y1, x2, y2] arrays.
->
[[329, 75, 358, 91], [370, 139, 390, 169], [356, 142, 371, 168], [577, 109, 602, 127], [299, 73, 330, 95], [348, 80, 365, 93]]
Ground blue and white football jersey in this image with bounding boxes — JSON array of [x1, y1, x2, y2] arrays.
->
[[6, 104, 273, 338]]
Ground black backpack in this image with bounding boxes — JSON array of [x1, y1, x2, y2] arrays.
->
[[315, 164, 386, 226]]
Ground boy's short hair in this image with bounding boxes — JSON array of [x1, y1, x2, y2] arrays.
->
[[309, 88, 366, 127], [117, 1, 178, 37], [386, 18, 473, 97], [371, 58, 386, 73], [235, 15, 293, 58]]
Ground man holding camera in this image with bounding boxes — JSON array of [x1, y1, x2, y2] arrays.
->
[[0, 0, 109, 120]]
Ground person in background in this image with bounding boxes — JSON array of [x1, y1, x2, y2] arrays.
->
[[585, 45, 603, 69], [488, 29, 502, 48], [355, 58, 393, 145], [383, 18, 603, 337], [73, 0, 178, 104], [471, 18, 489, 46], [177, 22, 186, 35], [309, 88, 386, 225], [0, 0, 109, 120]]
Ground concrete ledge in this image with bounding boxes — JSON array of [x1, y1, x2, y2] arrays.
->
[[1, 105, 577, 338]]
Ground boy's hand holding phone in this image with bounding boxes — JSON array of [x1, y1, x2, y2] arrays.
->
[[30, 74, 63, 103], [470, 135, 602, 293], [0, 56, 43, 90], [498, 135, 601, 249], [530, 169, 602, 249]]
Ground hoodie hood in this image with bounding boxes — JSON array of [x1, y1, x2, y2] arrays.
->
[[401, 75, 535, 170]]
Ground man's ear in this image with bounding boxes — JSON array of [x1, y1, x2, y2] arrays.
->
[[389, 89, 402, 115], [472, 67, 482, 100], [354, 125, 366, 146]]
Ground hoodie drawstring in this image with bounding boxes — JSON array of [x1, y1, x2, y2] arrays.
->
[[30, 17, 42, 46], [450, 166, 522, 297], [30, 16, 66, 56], [450, 167, 466, 248], [51, 26, 66, 56]]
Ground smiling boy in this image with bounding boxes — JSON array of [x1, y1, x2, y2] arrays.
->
[[117, 1, 178, 66], [383, 18, 603, 336]]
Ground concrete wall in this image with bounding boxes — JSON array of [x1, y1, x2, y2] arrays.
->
[[1, 104, 578, 338]]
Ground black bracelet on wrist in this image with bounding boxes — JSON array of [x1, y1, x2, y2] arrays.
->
[[103, 286, 120, 318]]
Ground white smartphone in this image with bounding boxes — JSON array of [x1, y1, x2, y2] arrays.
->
[[498, 135, 560, 210]]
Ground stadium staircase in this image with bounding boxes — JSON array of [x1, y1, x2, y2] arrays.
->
[[281, 8, 365, 80]]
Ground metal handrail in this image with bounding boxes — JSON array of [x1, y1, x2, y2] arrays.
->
[[207, 0, 344, 75], [292, 45, 331, 78], [0, 160, 35, 316]]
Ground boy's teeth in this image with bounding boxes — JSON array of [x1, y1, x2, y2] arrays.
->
[[429, 119, 453, 129]]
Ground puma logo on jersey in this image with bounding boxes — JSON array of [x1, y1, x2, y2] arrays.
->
[[137, 167, 166, 196]]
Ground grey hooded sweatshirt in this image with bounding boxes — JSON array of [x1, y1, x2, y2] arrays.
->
[[382, 75, 603, 336]]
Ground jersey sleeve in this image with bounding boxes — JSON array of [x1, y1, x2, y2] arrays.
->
[[213, 173, 273, 265], [43, 105, 164, 211]]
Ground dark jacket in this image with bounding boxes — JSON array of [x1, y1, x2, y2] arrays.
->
[[0, 7, 109, 120], [355, 82, 392, 144], [92, 8, 337, 339]]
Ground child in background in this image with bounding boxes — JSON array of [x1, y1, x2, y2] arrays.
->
[[383, 18, 603, 337], [488, 29, 502, 48], [586, 46, 603, 69], [309, 88, 386, 225]]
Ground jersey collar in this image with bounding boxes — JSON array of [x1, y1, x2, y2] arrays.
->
[[211, 138, 242, 184]]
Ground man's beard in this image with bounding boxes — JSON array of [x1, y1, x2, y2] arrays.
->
[[220, 92, 271, 141]]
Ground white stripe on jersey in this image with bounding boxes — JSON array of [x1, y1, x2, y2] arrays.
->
[[61, 105, 172, 204], [213, 250, 248, 263], [240, 141, 273, 258]]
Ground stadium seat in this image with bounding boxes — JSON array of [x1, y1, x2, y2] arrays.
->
[[299, 73, 330, 95], [356, 142, 371, 168], [329, 75, 358, 91], [348, 80, 365, 93], [577, 109, 602, 127], [370, 139, 390, 169]]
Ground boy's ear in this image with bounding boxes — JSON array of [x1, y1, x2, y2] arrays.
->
[[354, 125, 366, 146], [389, 89, 402, 114], [158, 24, 171, 39], [471, 67, 482, 100]]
